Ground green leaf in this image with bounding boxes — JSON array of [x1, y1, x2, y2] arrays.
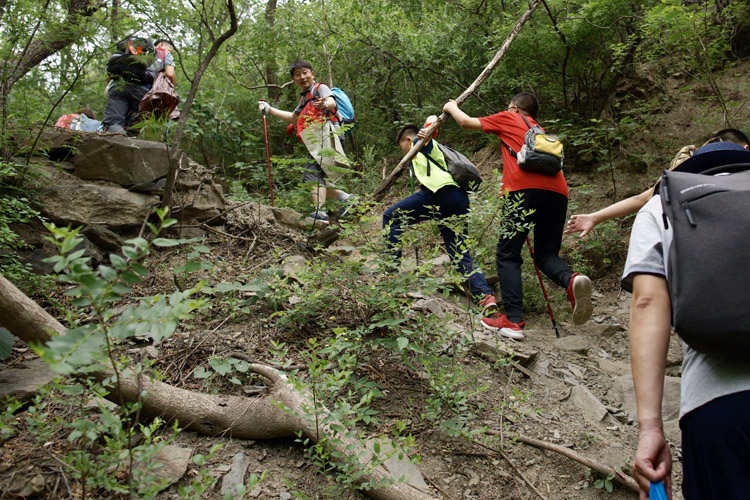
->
[[109, 254, 127, 270], [396, 337, 409, 350], [152, 238, 181, 247], [193, 366, 211, 379]]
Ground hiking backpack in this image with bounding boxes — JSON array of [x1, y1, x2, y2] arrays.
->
[[106, 36, 158, 85], [659, 163, 750, 358], [308, 83, 356, 135], [501, 115, 564, 176], [422, 143, 483, 191]]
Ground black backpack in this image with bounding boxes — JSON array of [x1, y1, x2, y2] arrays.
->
[[106, 37, 158, 85], [422, 143, 483, 191], [659, 163, 750, 358]]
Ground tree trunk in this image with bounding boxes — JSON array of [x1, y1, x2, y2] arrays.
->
[[0, 273, 436, 500], [161, 0, 239, 210], [264, 0, 279, 101]]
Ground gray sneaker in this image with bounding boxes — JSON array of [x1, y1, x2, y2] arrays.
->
[[337, 195, 358, 219], [308, 210, 330, 223]]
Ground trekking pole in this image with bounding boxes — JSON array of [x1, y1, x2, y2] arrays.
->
[[260, 101, 274, 207], [526, 236, 560, 338]]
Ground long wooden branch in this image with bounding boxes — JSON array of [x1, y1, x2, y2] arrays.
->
[[0, 273, 435, 500], [370, 0, 542, 202], [486, 430, 640, 493]]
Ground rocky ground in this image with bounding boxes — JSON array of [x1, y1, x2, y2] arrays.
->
[[4, 57, 750, 499]]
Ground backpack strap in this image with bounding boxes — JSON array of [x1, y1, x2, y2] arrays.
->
[[499, 114, 535, 158], [422, 150, 449, 177]]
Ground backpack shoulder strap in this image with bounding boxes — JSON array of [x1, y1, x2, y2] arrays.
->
[[519, 114, 533, 130], [499, 140, 517, 158]]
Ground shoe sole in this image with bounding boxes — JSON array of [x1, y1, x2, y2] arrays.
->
[[572, 275, 593, 325], [481, 320, 525, 341]]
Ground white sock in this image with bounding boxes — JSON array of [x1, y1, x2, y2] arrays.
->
[[336, 192, 351, 201]]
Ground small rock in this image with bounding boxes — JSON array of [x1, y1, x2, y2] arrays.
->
[[279, 493, 292, 500], [609, 375, 681, 423], [0, 358, 55, 403], [6, 473, 45, 497], [553, 335, 592, 353], [571, 385, 608, 424], [135, 444, 192, 492], [411, 298, 445, 319], [220, 452, 248, 496]]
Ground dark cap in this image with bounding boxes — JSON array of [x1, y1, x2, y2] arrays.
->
[[674, 141, 750, 174]]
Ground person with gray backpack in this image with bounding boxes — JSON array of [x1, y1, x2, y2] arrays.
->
[[443, 92, 592, 340], [383, 117, 498, 316], [623, 140, 750, 499]]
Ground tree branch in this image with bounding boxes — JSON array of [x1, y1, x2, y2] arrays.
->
[[370, 0, 543, 202]]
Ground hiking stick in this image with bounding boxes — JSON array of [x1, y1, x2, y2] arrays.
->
[[371, 0, 543, 202], [261, 106, 275, 207], [525, 236, 560, 338]]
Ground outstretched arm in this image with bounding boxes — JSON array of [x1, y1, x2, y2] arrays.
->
[[629, 273, 673, 500], [566, 188, 652, 237], [442, 100, 482, 131]]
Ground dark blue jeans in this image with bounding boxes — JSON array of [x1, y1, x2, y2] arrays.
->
[[498, 189, 574, 322], [383, 185, 492, 298]]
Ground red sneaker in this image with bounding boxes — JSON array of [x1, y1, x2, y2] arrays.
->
[[478, 294, 498, 314], [567, 273, 593, 325], [481, 313, 525, 340]]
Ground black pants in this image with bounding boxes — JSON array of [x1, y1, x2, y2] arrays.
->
[[497, 188, 574, 322], [681, 390, 750, 499], [102, 83, 149, 134]]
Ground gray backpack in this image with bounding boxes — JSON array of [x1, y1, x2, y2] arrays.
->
[[422, 143, 483, 191], [659, 164, 750, 358], [501, 115, 564, 176]]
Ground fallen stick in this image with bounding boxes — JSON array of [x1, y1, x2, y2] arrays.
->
[[486, 430, 640, 493], [370, 0, 543, 202]]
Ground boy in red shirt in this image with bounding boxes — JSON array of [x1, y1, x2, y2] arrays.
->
[[443, 92, 592, 340]]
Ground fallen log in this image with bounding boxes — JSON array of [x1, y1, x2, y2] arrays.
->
[[0, 274, 435, 500]]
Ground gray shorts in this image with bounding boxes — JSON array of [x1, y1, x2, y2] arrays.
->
[[301, 156, 327, 185]]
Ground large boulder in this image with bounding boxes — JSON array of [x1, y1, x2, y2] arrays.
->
[[40, 183, 159, 228], [73, 135, 173, 186]]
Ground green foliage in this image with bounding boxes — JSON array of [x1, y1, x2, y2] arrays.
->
[[0, 160, 48, 291]]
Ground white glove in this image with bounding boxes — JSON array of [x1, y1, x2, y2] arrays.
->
[[258, 100, 271, 114]]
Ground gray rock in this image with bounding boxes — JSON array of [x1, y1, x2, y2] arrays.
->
[[171, 180, 226, 224], [5, 472, 46, 497], [282, 255, 307, 279], [135, 444, 192, 492], [0, 358, 55, 404], [589, 322, 626, 337], [411, 298, 445, 318], [366, 437, 430, 493], [83, 223, 126, 251], [553, 335, 592, 353], [570, 385, 608, 424], [609, 375, 682, 423], [73, 135, 172, 186], [596, 358, 631, 376], [220, 452, 248, 496], [40, 183, 159, 228]]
